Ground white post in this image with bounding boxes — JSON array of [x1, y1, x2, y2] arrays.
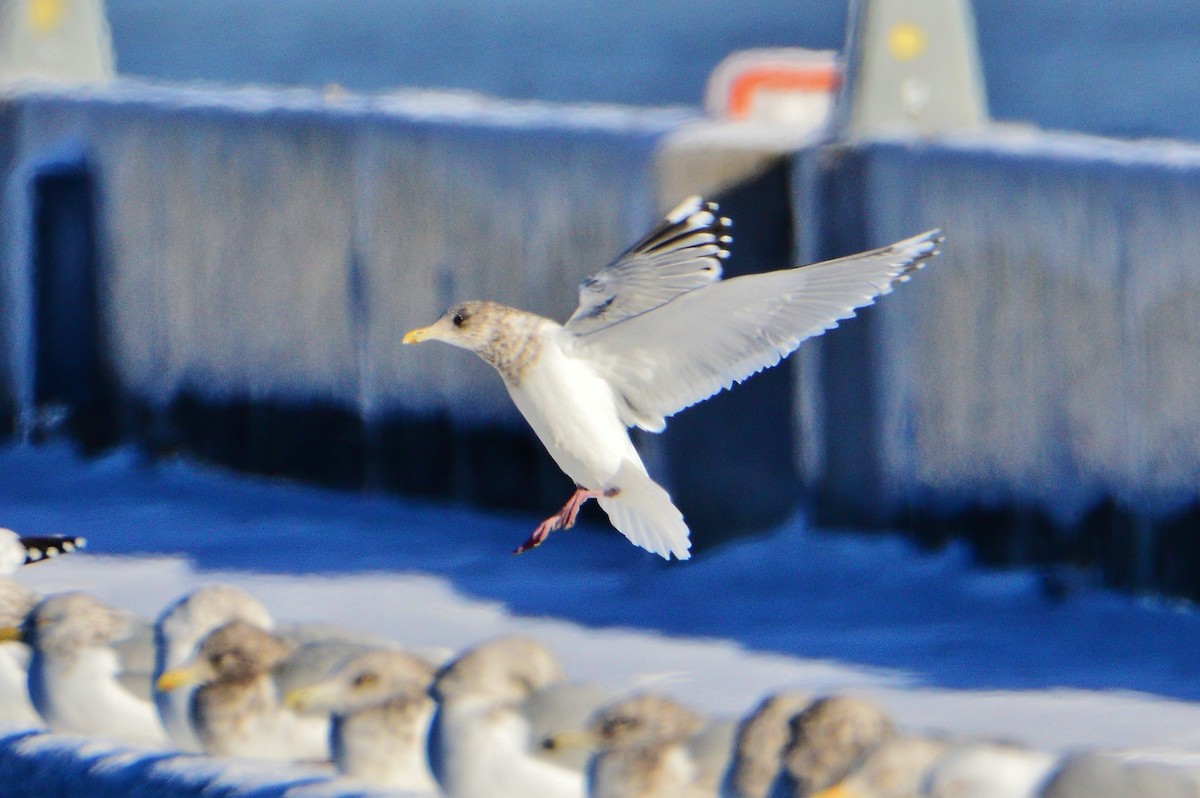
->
[[834, 0, 988, 138], [0, 0, 114, 85]]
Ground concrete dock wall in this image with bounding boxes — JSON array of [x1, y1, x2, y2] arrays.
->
[[0, 83, 692, 505], [793, 133, 1200, 593]]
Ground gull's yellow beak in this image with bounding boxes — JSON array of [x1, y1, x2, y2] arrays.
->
[[402, 326, 432, 345], [0, 626, 23, 643], [812, 785, 857, 798], [540, 728, 597, 753], [156, 664, 202, 692], [284, 685, 315, 713]]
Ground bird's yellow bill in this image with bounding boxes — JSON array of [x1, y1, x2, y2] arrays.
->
[[402, 326, 432, 344], [156, 665, 201, 692], [812, 785, 857, 798], [283, 686, 315, 712], [540, 728, 597, 752], [0, 626, 22, 643]]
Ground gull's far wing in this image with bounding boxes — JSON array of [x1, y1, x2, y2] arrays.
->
[[574, 230, 943, 432], [564, 196, 730, 334]]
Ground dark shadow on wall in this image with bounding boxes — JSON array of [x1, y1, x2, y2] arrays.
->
[[30, 164, 119, 452], [660, 163, 803, 550]]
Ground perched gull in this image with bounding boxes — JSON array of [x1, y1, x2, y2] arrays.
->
[[153, 584, 275, 751], [286, 649, 438, 791], [428, 635, 610, 798], [546, 693, 735, 798], [922, 742, 1059, 798], [723, 691, 812, 798], [403, 197, 942, 559], [772, 694, 947, 798], [0, 527, 86, 573], [0, 579, 41, 726], [1038, 753, 1200, 798], [22, 592, 168, 746], [0, 529, 89, 728], [155, 620, 331, 761]]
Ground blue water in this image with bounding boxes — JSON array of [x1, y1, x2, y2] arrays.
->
[[105, 0, 1200, 141]]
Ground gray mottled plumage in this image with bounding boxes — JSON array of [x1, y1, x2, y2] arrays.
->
[[288, 649, 438, 790], [584, 693, 721, 798], [723, 691, 813, 798], [153, 584, 276, 752], [774, 695, 893, 797], [168, 620, 329, 761]]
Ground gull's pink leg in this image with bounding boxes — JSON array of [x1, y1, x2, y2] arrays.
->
[[513, 486, 620, 555]]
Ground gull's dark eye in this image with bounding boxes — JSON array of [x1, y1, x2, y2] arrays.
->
[[353, 671, 379, 689], [452, 313, 465, 328]]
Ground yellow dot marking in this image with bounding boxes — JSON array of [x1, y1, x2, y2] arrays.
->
[[28, 0, 66, 34], [887, 21, 927, 62]]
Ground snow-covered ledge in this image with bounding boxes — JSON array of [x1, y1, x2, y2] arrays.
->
[[0, 725, 410, 797]]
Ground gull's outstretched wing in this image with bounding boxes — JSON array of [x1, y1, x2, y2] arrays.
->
[[574, 230, 943, 432], [564, 196, 730, 334]]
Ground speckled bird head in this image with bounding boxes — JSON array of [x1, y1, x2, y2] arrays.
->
[[288, 649, 436, 716], [24, 592, 133, 657], [781, 694, 894, 795], [191, 620, 294, 686], [727, 691, 813, 798], [403, 301, 549, 384], [155, 584, 274, 669], [430, 635, 564, 705], [587, 694, 706, 751]]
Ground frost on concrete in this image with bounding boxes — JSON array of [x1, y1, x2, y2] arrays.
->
[[0, 80, 690, 429], [792, 130, 1200, 567]]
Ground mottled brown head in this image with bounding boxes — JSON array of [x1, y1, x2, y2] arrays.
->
[[287, 649, 436, 716], [430, 635, 564, 705], [199, 620, 293, 683], [402, 301, 547, 384], [157, 620, 293, 692], [728, 691, 813, 798], [402, 301, 511, 352], [781, 695, 894, 795], [587, 694, 706, 752], [24, 592, 133, 657]]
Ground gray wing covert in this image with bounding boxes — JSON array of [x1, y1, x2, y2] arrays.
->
[[564, 196, 731, 334]]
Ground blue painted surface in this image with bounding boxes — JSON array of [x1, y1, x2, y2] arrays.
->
[[104, 0, 1200, 140]]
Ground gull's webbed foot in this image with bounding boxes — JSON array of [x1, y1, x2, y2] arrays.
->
[[512, 486, 618, 555]]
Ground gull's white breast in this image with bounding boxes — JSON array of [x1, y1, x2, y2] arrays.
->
[[506, 328, 642, 490], [0, 643, 40, 726], [30, 648, 166, 745], [430, 696, 584, 798]]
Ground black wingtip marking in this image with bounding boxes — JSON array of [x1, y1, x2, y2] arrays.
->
[[21, 535, 87, 565], [627, 198, 735, 261]]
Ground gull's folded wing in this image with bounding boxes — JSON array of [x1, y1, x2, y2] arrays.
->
[[564, 196, 730, 334], [574, 230, 943, 432]]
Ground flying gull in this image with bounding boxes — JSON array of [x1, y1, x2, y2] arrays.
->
[[404, 197, 942, 559]]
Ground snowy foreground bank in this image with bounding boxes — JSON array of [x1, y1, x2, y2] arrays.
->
[[2, 443, 1200, 794]]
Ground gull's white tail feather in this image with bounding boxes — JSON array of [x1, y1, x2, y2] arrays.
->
[[597, 461, 691, 560]]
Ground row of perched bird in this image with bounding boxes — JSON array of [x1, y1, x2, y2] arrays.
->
[[0, 527, 1196, 798]]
